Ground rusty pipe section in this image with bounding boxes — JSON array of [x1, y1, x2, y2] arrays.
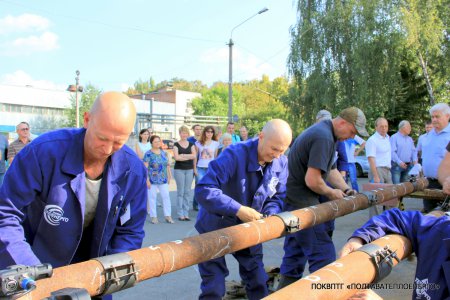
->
[[409, 188, 447, 200], [263, 234, 412, 300], [20, 178, 428, 299], [285, 178, 427, 232]]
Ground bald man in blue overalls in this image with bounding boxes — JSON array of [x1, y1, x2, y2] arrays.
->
[[195, 119, 292, 300]]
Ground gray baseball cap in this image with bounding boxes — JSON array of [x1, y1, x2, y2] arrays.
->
[[339, 107, 369, 137]]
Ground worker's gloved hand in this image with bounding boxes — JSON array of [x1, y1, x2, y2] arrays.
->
[[345, 188, 357, 196]]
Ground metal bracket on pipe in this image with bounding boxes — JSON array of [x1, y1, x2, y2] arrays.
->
[[356, 244, 400, 283], [94, 253, 138, 295], [361, 191, 378, 206], [408, 175, 419, 190], [273, 212, 300, 233]]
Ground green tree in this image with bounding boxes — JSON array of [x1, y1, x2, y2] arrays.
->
[[400, 0, 449, 105], [191, 76, 291, 134], [191, 82, 229, 116], [30, 115, 67, 134], [288, 0, 449, 129], [155, 78, 207, 93], [65, 84, 102, 127], [126, 77, 156, 95], [236, 75, 288, 133]]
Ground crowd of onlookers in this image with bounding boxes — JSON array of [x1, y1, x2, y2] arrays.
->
[[131, 122, 250, 224], [131, 102, 449, 224]]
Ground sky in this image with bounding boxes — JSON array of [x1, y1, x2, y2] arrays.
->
[[0, 0, 298, 92]]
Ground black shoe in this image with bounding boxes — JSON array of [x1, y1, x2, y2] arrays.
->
[[276, 275, 298, 290]]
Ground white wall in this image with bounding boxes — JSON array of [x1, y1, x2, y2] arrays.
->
[[0, 84, 71, 108], [174, 90, 200, 116], [132, 98, 175, 115]]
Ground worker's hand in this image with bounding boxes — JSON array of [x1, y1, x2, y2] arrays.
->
[[347, 289, 383, 300], [147, 180, 151, 189], [338, 237, 364, 258], [236, 206, 263, 223], [327, 188, 347, 200], [399, 162, 407, 169], [442, 177, 450, 195], [372, 176, 381, 183]]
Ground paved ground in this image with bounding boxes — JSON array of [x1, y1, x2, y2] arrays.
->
[[114, 177, 422, 300]]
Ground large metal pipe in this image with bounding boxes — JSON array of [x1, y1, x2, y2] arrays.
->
[[263, 234, 412, 300], [405, 188, 447, 200], [19, 178, 428, 299]]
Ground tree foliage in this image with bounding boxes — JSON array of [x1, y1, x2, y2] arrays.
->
[[30, 115, 67, 134], [190, 75, 289, 135], [65, 84, 102, 128], [126, 77, 208, 96], [126, 77, 156, 95], [155, 78, 207, 93], [286, 0, 449, 133]]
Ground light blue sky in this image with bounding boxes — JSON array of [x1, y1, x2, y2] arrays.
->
[[0, 0, 297, 92]]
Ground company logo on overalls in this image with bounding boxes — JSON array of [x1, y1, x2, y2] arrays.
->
[[43, 205, 69, 226], [268, 177, 279, 197]]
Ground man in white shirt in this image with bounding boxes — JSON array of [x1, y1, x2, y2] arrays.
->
[[365, 117, 392, 216]]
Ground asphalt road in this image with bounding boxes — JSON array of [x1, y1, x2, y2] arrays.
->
[[114, 177, 423, 300]]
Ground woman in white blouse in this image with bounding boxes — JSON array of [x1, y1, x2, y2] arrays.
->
[[135, 128, 151, 159], [195, 125, 220, 185]]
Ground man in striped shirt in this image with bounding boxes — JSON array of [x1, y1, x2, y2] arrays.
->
[[7, 121, 31, 164]]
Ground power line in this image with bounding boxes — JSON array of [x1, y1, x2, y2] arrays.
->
[[0, 0, 223, 44]]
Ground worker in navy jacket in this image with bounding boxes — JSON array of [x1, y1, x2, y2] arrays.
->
[[195, 119, 292, 300], [340, 208, 450, 300], [0, 92, 147, 269]]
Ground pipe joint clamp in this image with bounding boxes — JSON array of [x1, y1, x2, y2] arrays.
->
[[273, 211, 300, 233], [356, 244, 399, 283], [94, 253, 138, 295]]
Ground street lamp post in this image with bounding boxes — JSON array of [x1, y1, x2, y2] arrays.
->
[[227, 7, 268, 122], [67, 70, 83, 128]]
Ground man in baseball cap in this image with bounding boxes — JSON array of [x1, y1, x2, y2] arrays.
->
[[338, 107, 369, 137], [278, 106, 368, 290]]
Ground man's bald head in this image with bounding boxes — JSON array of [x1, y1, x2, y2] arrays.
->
[[261, 119, 292, 141], [83, 92, 137, 162], [88, 92, 136, 132], [258, 119, 292, 164]]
